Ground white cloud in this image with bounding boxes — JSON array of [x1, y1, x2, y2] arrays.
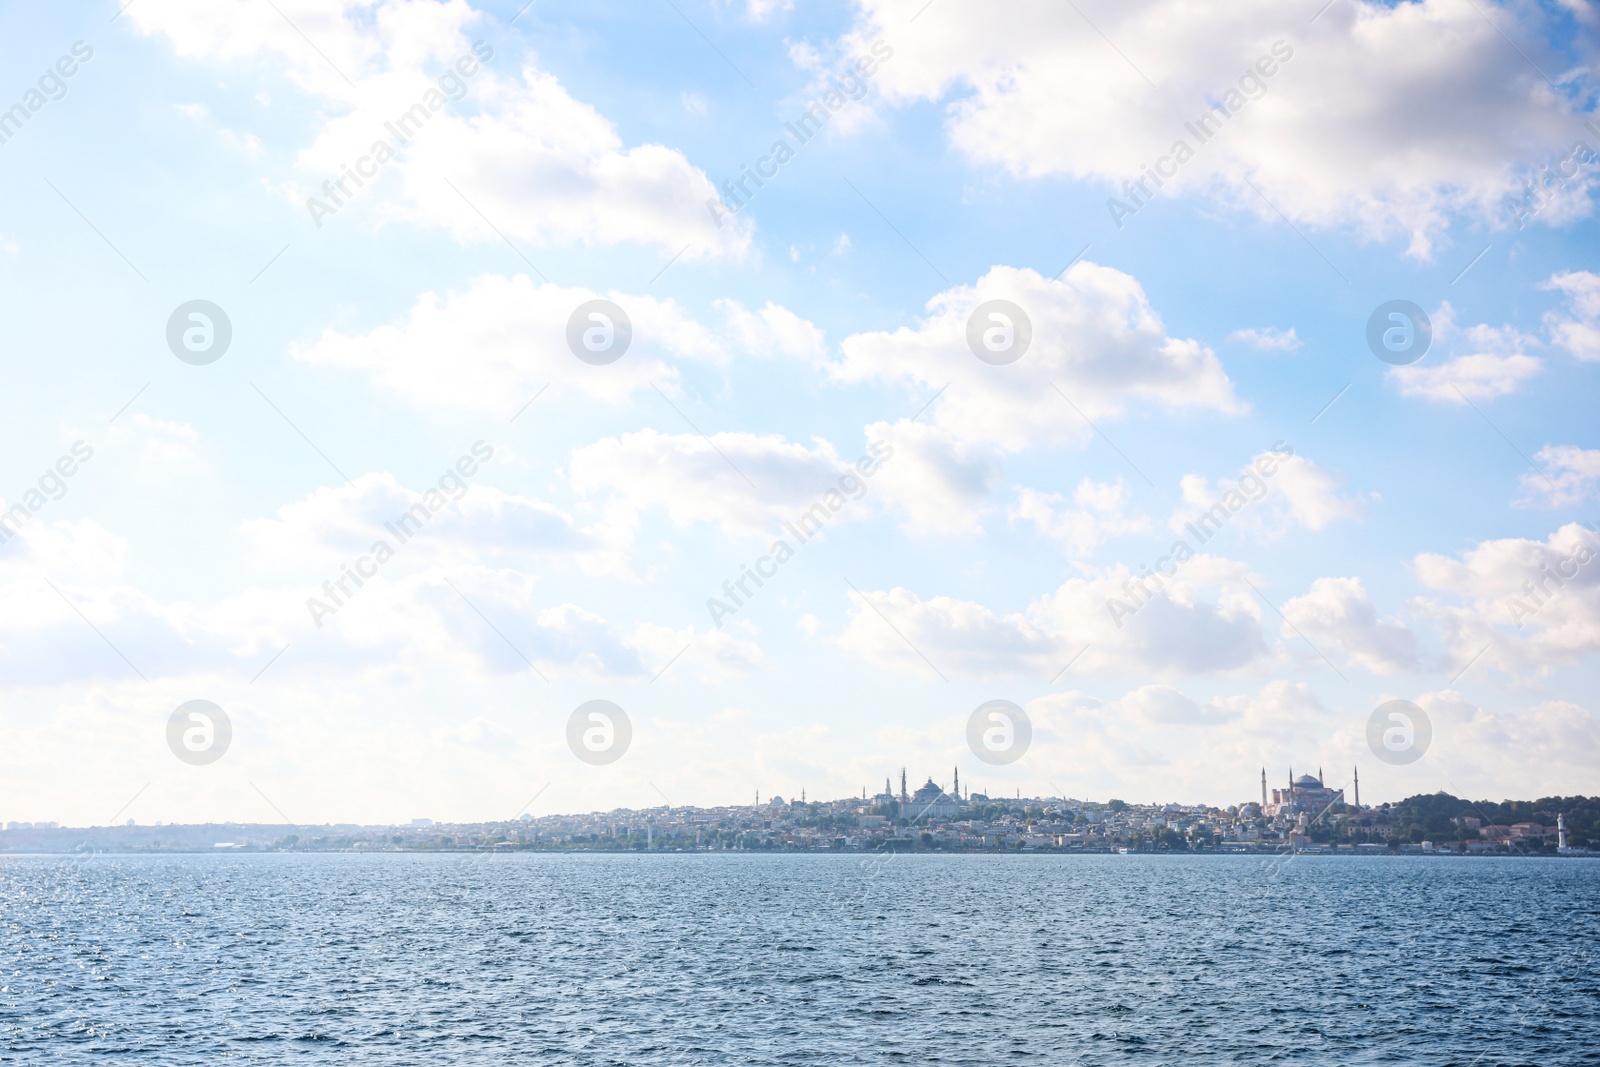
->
[[1226, 326, 1300, 352], [867, 420, 1002, 535], [237, 472, 599, 570], [129, 0, 746, 257], [1413, 521, 1600, 678], [1389, 302, 1542, 402], [832, 263, 1243, 452], [834, 556, 1271, 681], [1105, 684, 1221, 725], [1391, 353, 1543, 402], [1543, 270, 1600, 361], [1280, 577, 1420, 675], [715, 299, 829, 366], [1170, 450, 1365, 541], [1012, 477, 1149, 556], [747, 0, 794, 20], [570, 429, 858, 540], [832, 0, 1598, 257], [291, 274, 817, 416], [1273, 454, 1369, 531], [1518, 444, 1600, 508], [381, 64, 747, 258], [1406, 689, 1600, 797], [1013, 680, 1343, 802]]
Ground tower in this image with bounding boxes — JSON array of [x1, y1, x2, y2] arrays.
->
[[1559, 813, 1568, 850], [1353, 767, 1360, 810], [900, 768, 908, 805], [1261, 768, 1267, 811], [1318, 766, 1324, 786], [953, 767, 960, 802]]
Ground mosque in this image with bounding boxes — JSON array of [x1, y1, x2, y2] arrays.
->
[[871, 768, 964, 821], [1262, 767, 1350, 816]]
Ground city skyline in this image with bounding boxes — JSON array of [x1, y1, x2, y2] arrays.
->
[[0, 760, 1554, 830]]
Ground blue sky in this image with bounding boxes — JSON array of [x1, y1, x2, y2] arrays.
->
[[1, 0, 1597, 825]]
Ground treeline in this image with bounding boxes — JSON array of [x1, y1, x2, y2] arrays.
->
[[1381, 793, 1599, 848]]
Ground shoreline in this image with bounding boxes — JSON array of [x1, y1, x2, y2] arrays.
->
[[3, 846, 1594, 858]]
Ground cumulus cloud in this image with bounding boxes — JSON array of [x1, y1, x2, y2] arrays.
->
[[1281, 577, 1420, 675], [1543, 270, 1600, 361], [0, 492, 744, 688], [237, 471, 602, 570], [834, 555, 1272, 681], [1012, 477, 1149, 557], [1413, 521, 1600, 678], [1226, 326, 1300, 352], [1518, 444, 1600, 508], [291, 274, 819, 416], [1105, 684, 1223, 725], [129, 0, 745, 257], [1391, 352, 1544, 403], [1389, 302, 1542, 402], [1170, 449, 1365, 541], [831, 263, 1243, 452], [831, 0, 1598, 258], [745, 0, 794, 20], [570, 429, 861, 540], [866, 420, 1003, 535], [1406, 689, 1600, 796], [107, 413, 201, 468], [1023, 680, 1342, 802]]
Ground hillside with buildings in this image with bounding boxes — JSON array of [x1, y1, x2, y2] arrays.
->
[[4, 771, 1596, 856]]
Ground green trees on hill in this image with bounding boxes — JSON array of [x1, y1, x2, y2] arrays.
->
[[1384, 793, 1598, 848]]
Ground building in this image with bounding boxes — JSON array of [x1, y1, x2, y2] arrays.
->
[[1266, 769, 1343, 817], [907, 776, 960, 820]]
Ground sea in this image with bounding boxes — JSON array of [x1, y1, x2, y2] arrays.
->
[[1, 852, 1596, 1065]]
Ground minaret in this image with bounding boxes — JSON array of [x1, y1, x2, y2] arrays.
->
[[1261, 768, 1267, 810], [900, 768, 908, 805], [1318, 766, 1324, 786], [953, 767, 960, 801], [1353, 767, 1360, 810], [801, 788, 806, 804]]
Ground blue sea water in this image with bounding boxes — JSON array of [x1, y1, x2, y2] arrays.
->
[[1, 852, 1597, 1065]]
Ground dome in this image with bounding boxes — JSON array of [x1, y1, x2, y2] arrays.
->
[[1293, 775, 1322, 788]]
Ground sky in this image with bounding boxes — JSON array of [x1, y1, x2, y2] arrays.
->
[[1, 0, 1598, 826]]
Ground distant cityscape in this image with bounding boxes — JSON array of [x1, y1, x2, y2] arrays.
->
[[4, 768, 1596, 856]]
